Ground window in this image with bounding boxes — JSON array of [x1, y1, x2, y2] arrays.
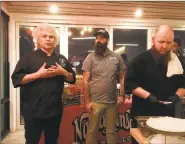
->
[[68, 27, 106, 74], [113, 28, 147, 64]]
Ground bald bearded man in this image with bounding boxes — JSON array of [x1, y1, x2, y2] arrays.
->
[[125, 25, 185, 142], [125, 25, 185, 143]]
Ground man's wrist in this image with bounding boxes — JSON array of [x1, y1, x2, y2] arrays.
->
[[34, 72, 40, 79], [65, 71, 69, 77], [145, 93, 151, 99], [63, 70, 69, 77]]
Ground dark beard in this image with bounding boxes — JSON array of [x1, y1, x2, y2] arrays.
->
[[94, 42, 107, 55], [151, 46, 171, 66], [164, 50, 171, 66]]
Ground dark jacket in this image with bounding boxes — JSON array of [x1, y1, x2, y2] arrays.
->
[[125, 50, 185, 117], [11, 49, 76, 119]]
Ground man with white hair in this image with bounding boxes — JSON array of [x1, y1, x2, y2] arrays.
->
[[12, 24, 76, 144]]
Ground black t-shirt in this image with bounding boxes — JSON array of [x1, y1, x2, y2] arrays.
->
[[125, 50, 185, 117], [11, 49, 76, 118]]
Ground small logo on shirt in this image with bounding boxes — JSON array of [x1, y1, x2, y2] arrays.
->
[[110, 57, 116, 60], [59, 58, 66, 68]]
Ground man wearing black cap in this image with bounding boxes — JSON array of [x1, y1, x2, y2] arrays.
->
[[173, 37, 185, 69], [173, 37, 185, 118], [82, 29, 126, 144], [173, 37, 181, 54]]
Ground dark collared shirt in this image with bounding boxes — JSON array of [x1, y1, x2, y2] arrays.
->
[[125, 50, 185, 117], [11, 49, 76, 118], [150, 48, 168, 72], [150, 48, 165, 64]]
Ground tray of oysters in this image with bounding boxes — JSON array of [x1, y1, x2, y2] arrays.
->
[[146, 117, 185, 136]]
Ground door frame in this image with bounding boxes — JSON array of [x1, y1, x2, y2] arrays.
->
[[0, 10, 10, 140]]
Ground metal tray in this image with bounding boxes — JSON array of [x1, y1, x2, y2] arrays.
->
[[147, 134, 185, 144], [145, 117, 185, 136], [136, 116, 185, 136], [135, 116, 157, 137], [146, 124, 185, 136], [135, 116, 158, 127]]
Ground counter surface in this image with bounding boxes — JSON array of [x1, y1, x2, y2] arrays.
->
[[130, 128, 148, 144]]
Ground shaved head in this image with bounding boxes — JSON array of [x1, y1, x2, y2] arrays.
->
[[152, 25, 174, 56], [154, 25, 174, 38]]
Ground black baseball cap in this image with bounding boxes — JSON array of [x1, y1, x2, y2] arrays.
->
[[94, 29, 109, 39]]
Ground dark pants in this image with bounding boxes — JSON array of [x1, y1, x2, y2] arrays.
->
[[24, 115, 62, 144]]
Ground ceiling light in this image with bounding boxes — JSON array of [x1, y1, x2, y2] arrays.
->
[[88, 27, 92, 32], [83, 27, 88, 31], [29, 27, 34, 31], [68, 31, 72, 36], [135, 9, 142, 18], [83, 27, 88, 32], [50, 5, 58, 13], [80, 31, 84, 35]]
